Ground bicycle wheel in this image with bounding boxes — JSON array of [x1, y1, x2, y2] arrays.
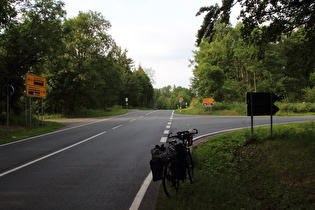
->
[[186, 150, 194, 183], [162, 160, 179, 197]]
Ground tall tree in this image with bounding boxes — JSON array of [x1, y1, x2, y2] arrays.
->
[[195, 0, 315, 102], [133, 66, 154, 107], [0, 0, 21, 31], [192, 23, 253, 101], [196, 0, 315, 46], [46, 11, 115, 113], [0, 0, 65, 114]]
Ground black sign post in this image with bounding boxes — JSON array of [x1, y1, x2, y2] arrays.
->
[[3, 84, 14, 135], [246, 92, 280, 136]]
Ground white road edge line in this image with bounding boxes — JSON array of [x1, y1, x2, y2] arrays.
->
[[130, 127, 251, 210], [129, 110, 174, 209], [0, 131, 107, 178], [129, 172, 153, 210]]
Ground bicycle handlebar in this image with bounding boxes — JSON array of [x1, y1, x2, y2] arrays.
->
[[168, 128, 198, 140]]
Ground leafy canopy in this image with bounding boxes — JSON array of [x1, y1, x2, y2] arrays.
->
[[196, 0, 315, 46]]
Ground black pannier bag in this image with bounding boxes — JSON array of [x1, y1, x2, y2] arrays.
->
[[149, 143, 186, 181], [150, 158, 164, 181], [150, 144, 166, 182], [171, 144, 186, 180]]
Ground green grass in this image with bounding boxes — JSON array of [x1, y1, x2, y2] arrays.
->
[[157, 122, 315, 210], [175, 101, 315, 116], [176, 101, 246, 115], [0, 121, 65, 145]]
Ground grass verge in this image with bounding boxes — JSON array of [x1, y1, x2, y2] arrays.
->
[[156, 122, 315, 210], [0, 121, 65, 145]]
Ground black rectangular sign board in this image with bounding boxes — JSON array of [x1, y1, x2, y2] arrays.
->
[[246, 92, 279, 116]]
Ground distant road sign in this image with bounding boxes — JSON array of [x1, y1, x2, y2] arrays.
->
[[203, 102, 214, 107], [26, 74, 46, 98], [203, 98, 214, 103], [179, 97, 183, 102]]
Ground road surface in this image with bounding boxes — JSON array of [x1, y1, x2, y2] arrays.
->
[[0, 110, 313, 209]]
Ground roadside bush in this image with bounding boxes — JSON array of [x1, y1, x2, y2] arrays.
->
[[278, 102, 315, 113], [304, 88, 315, 103], [179, 99, 246, 115]]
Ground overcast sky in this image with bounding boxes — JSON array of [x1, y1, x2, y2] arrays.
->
[[62, 0, 238, 89]]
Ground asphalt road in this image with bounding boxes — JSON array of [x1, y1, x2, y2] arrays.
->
[[0, 110, 313, 210]]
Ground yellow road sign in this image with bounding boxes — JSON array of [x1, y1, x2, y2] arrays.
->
[[26, 74, 46, 98], [26, 74, 46, 87], [26, 85, 46, 98], [203, 98, 214, 103]]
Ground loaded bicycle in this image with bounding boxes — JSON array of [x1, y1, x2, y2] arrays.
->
[[150, 128, 198, 197]]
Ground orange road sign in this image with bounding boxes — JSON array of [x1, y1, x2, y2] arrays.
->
[[26, 74, 46, 98], [203, 98, 214, 103]]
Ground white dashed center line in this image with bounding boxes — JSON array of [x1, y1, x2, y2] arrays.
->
[[163, 130, 170, 135], [112, 124, 123, 130], [160, 137, 167, 143]]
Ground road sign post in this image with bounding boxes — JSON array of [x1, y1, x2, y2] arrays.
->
[[246, 92, 280, 136], [179, 97, 183, 112], [3, 84, 14, 135]]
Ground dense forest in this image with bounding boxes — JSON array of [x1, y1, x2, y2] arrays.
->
[[192, 0, 315, 103], [0, 0, 154, 116], [191, 23, 315, 102], [1, 0, 315, 122]]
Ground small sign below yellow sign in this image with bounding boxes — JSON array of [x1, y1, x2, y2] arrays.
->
[[26, 74, 46, 98], [26, 85, 46, 98]]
